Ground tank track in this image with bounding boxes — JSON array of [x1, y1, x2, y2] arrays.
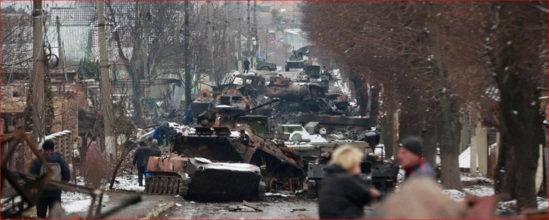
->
[[144, 176, 188, 195]]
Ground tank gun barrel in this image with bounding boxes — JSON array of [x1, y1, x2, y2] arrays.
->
[[230, 99, 280, 118]]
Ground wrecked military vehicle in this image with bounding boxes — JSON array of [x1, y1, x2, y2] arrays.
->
[[280, 123, 399, 197], [179, 92, 306, 193], [145, 154, 264, 201]]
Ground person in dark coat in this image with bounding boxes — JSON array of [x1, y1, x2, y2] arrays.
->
[[147, 139, 162, 158], [30, 140, 71, 218], [398, 136, 436, 180], [318, 146, 380, 219], [243, 59, 250, 73], [133, 141, 149, 186]]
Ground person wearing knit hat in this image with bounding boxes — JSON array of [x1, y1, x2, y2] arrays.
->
[[398, 136, 436, 180], [30, 140, 71, 218]]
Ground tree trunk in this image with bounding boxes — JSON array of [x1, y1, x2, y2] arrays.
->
[[131, 79, 144, 127], [438, 95, 462, 190], [423, 121, 438, 170], [351, 77, 369, 117], [488, 2, 545, 210], [370, 85, 380, 126], [399, 97, 423, 141], [494, 133, 517, 201], [184, 1, 192, 108], [381, 111, 394, 159]]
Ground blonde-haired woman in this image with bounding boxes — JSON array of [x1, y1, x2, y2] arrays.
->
[[318, 145, 380, 219]]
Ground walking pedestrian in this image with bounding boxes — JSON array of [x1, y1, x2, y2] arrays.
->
[[318, 145, 380, 219], [30, 140, 71, 218], [398, 136, 436, 180], [243, 59, 250, 73], [132, 141, 148, 186], [148, 139, 162, 157]]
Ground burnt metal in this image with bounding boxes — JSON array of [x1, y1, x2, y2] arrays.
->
[[213, 127, 232, 136], [184, 159, 262, 201], [145, 155, 263, 201]]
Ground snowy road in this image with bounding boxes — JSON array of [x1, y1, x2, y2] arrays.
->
[[158, 199, 319, 219]]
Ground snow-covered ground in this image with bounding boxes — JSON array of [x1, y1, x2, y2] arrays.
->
[[61, 192, 104, 213], [1, 192, 109, 215], [441, 173, 548, 214], [498, 197, 549, 214], [105, 175, 145, 193]]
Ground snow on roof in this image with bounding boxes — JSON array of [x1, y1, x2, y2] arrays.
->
[[45, 130, 72, 141]]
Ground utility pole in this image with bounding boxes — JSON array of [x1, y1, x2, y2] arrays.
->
[[237, 1, 242, 72], [140, 2, 150, 84], [253, 0, 258, 66], [265, 28, 268, 62], [184, 0, 192, 108], [225, 1, 230, 73], [97, 0, 116, 160], [31, 0, 46, 142], [206, 0, 215, 82], [56, 16, 67, 82], [246, 0, 251, 65]]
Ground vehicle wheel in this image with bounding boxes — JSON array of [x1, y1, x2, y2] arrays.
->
[[260, 66, 270, 71]]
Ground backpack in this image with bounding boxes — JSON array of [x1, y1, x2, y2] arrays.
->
[[41, 162, 62, 188]]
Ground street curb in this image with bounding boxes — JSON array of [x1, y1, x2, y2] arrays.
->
[[141, 202, 175, 219]]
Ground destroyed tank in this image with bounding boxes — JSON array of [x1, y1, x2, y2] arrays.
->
[[145, 153, 264, 201], [174, 102, 306, 192]]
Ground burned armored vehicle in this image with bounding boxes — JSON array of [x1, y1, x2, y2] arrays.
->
[[265, 76, 331, 113], [174, 101, 306, 193], [278, 123, 399, 197], [145, 154, 264, 201]]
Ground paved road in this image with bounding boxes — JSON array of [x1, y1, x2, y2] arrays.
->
[[76, 192, 319, 219], [160, 199, 319, 219]]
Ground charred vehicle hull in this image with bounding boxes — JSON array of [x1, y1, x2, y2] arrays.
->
[[184, 161, 263, 201], [145, 155, 263, 201]]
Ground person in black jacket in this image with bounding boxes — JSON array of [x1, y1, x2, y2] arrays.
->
[[147, 139, 162, 158], [243, 59, 250, 73], [30, 140, 71, 218], [318, 145, 380, 219], [133, 141, 149, 186]]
